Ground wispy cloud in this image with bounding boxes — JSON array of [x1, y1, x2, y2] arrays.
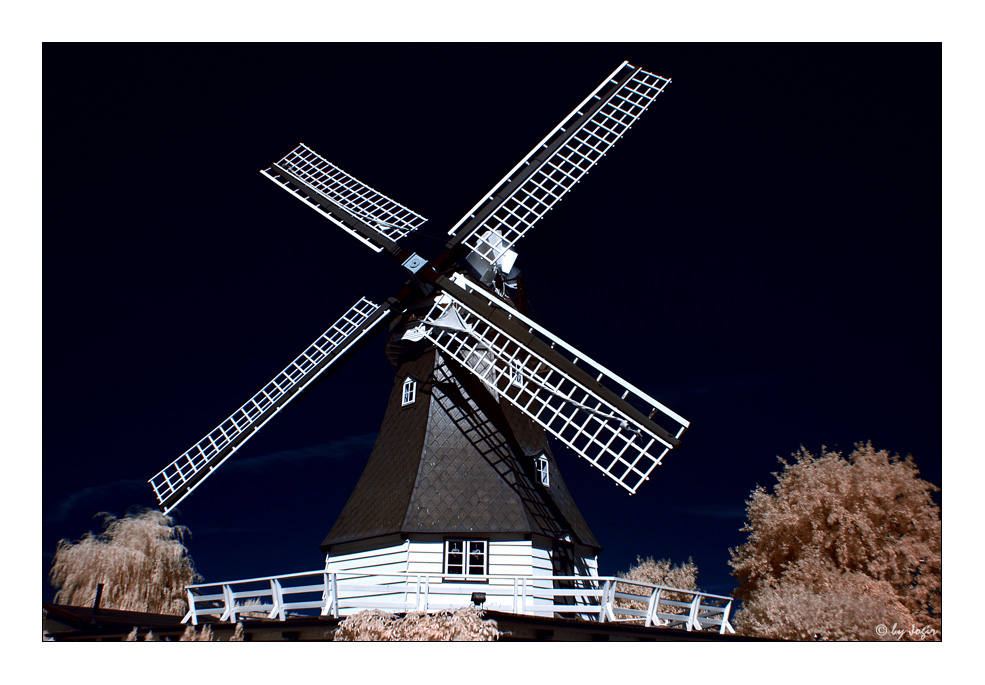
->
[[44, 433, 378, 525], [222, 433, 378, 473], [679, 504, 747, 520], [43, 479, 148, 524], [191, 525, 279, 537]]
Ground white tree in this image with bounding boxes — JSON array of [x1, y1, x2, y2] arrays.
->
[[615, 556, 700, 620], [49, 509, 202, 616], [729, 443, 941, 640]]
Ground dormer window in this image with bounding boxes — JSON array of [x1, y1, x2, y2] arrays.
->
[[535, 453, 550, 486], [401, 376, 417, 406]]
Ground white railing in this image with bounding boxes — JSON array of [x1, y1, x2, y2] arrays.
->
[[182, 570, 734, 634]]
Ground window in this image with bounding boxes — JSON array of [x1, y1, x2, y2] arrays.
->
[[401, 376, 417, 406], [535, 454, 550, 486], [445, 539, 487, 577]]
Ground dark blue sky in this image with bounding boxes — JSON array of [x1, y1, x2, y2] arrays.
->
[[43, 43, 940, 603]]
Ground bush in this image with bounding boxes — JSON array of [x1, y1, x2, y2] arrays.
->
[[615, 556, 700, 620], [334, 606, 500, 641]]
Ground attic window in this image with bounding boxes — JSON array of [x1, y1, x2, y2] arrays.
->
[[401, 377, 417, 406], [445, 539, 487, 577], [535, 454, 550, 486]]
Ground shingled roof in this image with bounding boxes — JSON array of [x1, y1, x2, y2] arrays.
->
[[321, 348, 600, 551]]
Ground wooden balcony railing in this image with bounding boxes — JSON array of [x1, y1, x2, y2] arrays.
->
[[182, 570, 734, 634]]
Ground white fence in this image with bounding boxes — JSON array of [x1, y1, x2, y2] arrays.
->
[[182, 570, 734, 634]]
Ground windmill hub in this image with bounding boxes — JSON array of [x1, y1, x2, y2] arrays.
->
[[401, 253, 428, 273]]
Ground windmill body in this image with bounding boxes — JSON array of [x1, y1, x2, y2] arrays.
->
[[143, 63, 728, 627], [320, 311, 602, 612]]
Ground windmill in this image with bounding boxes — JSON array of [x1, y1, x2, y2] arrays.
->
[[148, 61, 690, 611]]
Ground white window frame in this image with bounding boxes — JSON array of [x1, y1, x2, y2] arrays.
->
[[444, 538, 488, 578], [401, 376, 417, 406], [535, 453, 550, 486]]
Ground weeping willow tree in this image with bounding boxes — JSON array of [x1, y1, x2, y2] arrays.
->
[[49, 509, 202, 615]]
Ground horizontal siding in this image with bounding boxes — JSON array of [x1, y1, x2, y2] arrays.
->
[[579, 553, 599, 577], [488, 564, 534, 577], [406, 536, 540, 577], [407, 546, 443, 560], [531, 546, 553, 575], [255, 532, 604, 618], [488, 540, 532, 555], [407, 539, 444, 575], [407, 563, 444, 575], [324, 535, 605, 583], [407, 562, 444, 573], [407, 553, 443, 565], [327, 534, 404, 557], [490, 539, 532, 577], [407, 541, 443, 557], [488, 553, 531, 567], [526, 545, 555, 601], [489, 545, 530, 563], [327, 539, 409, 580], [329, 547, 407, 566], [331, 548, 408, 567], [331, 561, 407, 578]]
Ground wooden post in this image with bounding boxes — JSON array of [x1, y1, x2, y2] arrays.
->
[[92, 583, 104, 615]]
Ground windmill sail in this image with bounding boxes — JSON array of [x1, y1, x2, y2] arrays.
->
[[418, 274, 688, 495], [262, 143, 427, 253], [148, 61, 683, 515], [149, 297, 396, 514], [447, 62, 670, 267]]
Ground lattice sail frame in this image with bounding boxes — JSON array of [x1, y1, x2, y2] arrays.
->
[[449, 62, 671, 266], [149, 297, 392, 513], [417, 274, 688, 494], [262, 143, 427, 252]]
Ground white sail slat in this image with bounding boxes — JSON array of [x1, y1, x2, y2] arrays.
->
[[419, 274, 687, 494], [149, 297, 393, 513], [263, 143, 427, 251], [449, 63, 670, 266]]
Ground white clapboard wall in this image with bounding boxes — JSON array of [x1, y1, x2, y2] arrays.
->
[[324, 534, 600, 615]]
